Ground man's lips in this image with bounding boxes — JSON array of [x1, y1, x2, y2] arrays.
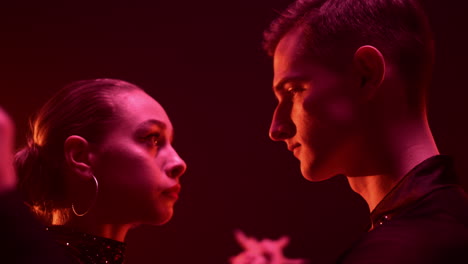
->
[[288, 143, 301, 152], [288, 143, 301, 158], [162, 184, 181, 199]]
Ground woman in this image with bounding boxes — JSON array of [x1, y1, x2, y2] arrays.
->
[[1, 78, 186, 263]]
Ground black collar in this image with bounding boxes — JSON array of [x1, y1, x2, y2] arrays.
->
[[370, 155, 458, 229]]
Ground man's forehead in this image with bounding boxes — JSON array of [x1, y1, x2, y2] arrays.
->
[[273, 30, 307, 87]]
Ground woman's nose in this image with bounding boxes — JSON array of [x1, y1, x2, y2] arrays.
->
[[168, 162, 186, 179], [165, 148, 187, 179]]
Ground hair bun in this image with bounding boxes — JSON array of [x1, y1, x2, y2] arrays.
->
[[15, 142, 46, 204]]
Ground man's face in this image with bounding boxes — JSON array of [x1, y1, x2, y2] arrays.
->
[[269, 29, 364, 181]]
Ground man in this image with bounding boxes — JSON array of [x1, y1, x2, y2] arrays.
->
[[232, 0, 468, 263]]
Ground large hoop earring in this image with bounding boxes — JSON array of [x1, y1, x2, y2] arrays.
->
[[72, 174, 99, 217]]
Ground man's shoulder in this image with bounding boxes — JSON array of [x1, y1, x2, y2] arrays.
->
[[339, 186, 468, 264], [339, 219, 468, 264], [407, 185, 468, 227]]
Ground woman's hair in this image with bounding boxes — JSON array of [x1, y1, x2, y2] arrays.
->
[[15, 78, 142, 225]]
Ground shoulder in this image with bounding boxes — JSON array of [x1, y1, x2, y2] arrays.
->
[[411, 185, 468, 227], [339, 187, 468, 264], [340, 219, 468, 264]]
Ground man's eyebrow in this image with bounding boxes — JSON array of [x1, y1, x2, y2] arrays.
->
[[273, 76, 308, 93]]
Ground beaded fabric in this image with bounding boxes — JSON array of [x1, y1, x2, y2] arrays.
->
[[46, 225, 126, 264]]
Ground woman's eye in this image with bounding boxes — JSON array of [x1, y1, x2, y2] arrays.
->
[[143, 133, 161, 148]]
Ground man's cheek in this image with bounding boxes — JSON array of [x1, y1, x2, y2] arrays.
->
[[328, 98, 356, 123]]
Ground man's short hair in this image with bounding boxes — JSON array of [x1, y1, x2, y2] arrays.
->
[[264, 0, 434, 110]]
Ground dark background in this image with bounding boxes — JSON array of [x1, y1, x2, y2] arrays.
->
[[0, 1, 467, 263]]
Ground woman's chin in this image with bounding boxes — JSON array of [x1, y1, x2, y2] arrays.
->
[[147, 208, 174, 226]]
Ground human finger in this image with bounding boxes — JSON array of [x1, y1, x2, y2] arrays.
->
[[234, 229, 261, 250]]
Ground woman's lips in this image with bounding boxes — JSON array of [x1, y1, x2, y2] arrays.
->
[[163, 184, 181, 199]]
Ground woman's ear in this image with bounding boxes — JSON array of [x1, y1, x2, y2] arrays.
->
[[353, 45, 385, 100], [64, 135, 92, 180]]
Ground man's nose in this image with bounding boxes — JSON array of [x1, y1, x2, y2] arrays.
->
[[269, 105, 295, 141]]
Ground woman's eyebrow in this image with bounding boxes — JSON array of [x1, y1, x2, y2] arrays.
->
[[137, 119, 167, 130], [134, 120, 165, 135], [135, 119, 174, 141]]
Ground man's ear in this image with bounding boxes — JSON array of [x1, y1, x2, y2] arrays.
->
[[64, 135, 92, 180], [353, 45, 385, 100]]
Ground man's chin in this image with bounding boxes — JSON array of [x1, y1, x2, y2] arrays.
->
[[301, 162, 334, 182]]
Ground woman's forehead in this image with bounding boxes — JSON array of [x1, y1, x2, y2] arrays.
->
[[113, 90, 172, 130]]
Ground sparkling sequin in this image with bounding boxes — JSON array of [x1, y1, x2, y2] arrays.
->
[[46, 225, 126, 264]]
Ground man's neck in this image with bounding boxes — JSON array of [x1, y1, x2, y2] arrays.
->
[[346, 117, 439, 212]]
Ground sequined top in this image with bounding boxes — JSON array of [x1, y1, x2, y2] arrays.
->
[[46, 225, 126, 264]]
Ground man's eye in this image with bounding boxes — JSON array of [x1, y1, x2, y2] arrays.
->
[[285, 85, 304, 95]]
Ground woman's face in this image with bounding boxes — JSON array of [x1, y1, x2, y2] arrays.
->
[[90, 89, 186, 225]]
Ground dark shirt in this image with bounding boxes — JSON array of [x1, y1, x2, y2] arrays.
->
[[339, 155, 468, 264], [0, 190, 73, 263]]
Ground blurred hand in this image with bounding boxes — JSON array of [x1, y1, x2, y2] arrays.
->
[[230, 229, 309, 264], [0, 107, 16, 193]]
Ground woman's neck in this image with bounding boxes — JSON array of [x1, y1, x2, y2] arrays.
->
[[64, 215, 133, 242]]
